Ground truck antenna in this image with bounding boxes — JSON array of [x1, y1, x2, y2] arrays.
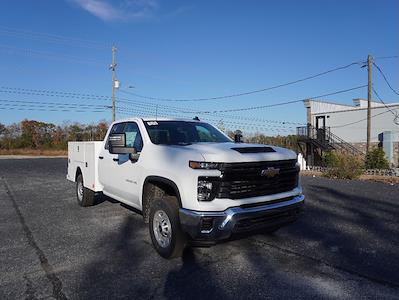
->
[[155, 104, 158, 121]]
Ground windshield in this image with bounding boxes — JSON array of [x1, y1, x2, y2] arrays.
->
[[144, 121, 232, 145]]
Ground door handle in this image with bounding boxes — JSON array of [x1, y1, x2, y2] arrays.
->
[[113, 158, 119, 162], [99, 156, 104, 159]]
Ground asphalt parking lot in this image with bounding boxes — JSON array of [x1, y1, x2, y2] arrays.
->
[[1, 158, 399, 299]]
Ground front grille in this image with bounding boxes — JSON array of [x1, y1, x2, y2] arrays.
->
[[215, 159, 298, 199]]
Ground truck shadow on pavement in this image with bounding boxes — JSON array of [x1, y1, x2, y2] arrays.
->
[[77, 216, 150, 299], [77, 213, 228, 299], [163, 248, 228, 300]]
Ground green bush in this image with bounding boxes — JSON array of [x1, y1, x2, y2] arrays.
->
[[322, 151, 364, 180], [365, 147, 390, 169], [323, 151, 339, 167]]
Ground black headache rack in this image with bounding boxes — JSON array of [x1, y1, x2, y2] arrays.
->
[[206, 159, 299, 200]]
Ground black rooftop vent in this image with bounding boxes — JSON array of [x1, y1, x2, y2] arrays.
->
[[231, 147, 276, 153]]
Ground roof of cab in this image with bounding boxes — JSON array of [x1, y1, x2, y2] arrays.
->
[[112, 117, 202, 124]]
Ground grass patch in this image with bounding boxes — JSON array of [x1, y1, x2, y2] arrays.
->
[[0, 148, 67, 156]]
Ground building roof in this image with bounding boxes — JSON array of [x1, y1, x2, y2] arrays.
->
[[304, 98, 399, 115]]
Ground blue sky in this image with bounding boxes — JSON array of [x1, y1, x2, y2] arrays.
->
[[0, 0, 398, 135]]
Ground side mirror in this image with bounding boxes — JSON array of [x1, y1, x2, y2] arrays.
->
[[108, 133, 137, 155]]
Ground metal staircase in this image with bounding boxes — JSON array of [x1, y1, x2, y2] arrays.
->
[[297, 125, 365, 166]]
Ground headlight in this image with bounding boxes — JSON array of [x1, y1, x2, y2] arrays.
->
[[197, 177, 218, 201], [295, 163, 300, 187], [189, 161, 220, 170]]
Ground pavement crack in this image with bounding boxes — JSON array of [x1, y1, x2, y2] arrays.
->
[[2, 177, 68, 300], [250, 237, 399, 290]]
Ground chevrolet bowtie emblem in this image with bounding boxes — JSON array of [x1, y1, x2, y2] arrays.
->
[[261, 167, 280, 178]]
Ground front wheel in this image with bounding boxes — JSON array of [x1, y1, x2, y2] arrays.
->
[[149, 196, 186, 259]]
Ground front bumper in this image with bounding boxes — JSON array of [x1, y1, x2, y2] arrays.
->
[[179, 194, 304, 243]]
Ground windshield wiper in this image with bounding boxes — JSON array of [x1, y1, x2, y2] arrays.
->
[[158, 142, 192, 146], [174, 142, 192, 146]]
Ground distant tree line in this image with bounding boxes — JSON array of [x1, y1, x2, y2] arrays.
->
[[218, 121, 299, 152], [245, 133, 299, 151], [0, 119, 108, 150], [225, 130, 299, 152]]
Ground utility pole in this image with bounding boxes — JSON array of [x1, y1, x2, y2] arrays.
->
[[110, 46, 117, 122], [366, 54, 373, 154]]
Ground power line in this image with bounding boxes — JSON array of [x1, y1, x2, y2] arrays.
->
[[0, 26, 109, 49], [372, 88, 398, 116], [0, 86, 202, 115], [0, 98, 106, 108], [0, 44, 106, 66], [119, 61, 363, 102], [0, 100, 107, 110], [0, 103, 105, 111], [119, 95, 304, 124], [119, 97, 292, 125], [0, 86, 111, 99], [118, 102, 295, 133], [196, 85, 367, 113], [200, 112, 304, 126], [0, 105, 106, 113], [1, 84, 357, 124], [117, 105, 296, 130], [0, 84, 360, 124], [374, 55, 399, 60], [0, 86, 304, 126], [0, 97, 109, 113], [372, 87, 399, 125], [331, 110, 393, 128], [116, 108, 295, 134], [117, 104, 298, 129], [373, 62, 399, 96]]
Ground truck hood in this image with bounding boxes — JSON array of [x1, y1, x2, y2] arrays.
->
[[183, 142, 297, 163]]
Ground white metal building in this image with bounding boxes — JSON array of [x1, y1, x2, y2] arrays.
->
[[303, 98, 399, 166]]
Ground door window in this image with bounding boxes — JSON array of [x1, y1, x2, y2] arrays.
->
[[123, 122, 143, 152], [110, 123, 126, 134]]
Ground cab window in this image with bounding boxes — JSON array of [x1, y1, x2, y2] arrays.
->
[[105, 122, 143, 152], [123, 122, 143, 152]]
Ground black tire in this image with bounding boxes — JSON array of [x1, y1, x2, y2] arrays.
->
[[76, 174, 95, 207], [149, 196, 186, 259]]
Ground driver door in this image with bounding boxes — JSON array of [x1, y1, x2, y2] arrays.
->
[[98, 122, 126, 197], [98, 121, 144, 207], [116, 122, 144, 206]]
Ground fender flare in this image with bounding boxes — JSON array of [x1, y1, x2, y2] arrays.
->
[[75, 167, 82, 181], [142, 176, 182, 207]]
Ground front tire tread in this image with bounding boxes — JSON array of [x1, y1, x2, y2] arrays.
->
[[149, 196, 186, 259]]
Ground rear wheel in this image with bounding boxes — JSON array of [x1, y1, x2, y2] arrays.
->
[[149, 196, 186, 258], [76, 174, 95, 207]]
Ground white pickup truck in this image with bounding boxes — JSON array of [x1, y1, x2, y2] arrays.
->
[[67, 118, 304, 258]]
